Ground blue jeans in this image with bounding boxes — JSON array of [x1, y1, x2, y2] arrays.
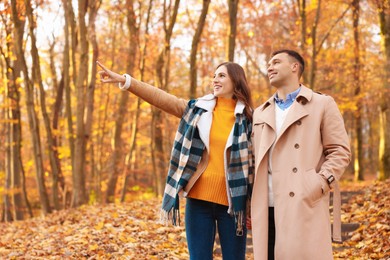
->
[[185, 198, 247, 260]]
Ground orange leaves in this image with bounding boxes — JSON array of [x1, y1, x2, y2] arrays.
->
[[1, 181, 389, 259], [0, 199, 189, 259], [94, 221, 105, 230], [334, 180, 390, 259]]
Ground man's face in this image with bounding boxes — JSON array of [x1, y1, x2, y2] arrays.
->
[[267, 53, 297, 87]]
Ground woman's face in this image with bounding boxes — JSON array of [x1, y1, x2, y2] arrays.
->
[[213, 65, 234, 99]]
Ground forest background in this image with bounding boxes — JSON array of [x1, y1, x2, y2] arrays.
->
[[0, 0, 389, 222]]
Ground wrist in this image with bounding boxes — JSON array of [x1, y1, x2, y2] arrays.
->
[[118, 74, 131, 91], [319, 173, 335, 193]]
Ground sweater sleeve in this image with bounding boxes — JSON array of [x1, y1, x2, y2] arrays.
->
[[127, 78, 188, 118]]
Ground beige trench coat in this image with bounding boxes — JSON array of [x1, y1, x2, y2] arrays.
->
[[251, 86, 351, 260]]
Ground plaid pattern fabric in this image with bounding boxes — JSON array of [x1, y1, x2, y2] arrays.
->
[[161, 99, 205, 225], [161, 98, 254, 235], [229, 115, 254, 235]]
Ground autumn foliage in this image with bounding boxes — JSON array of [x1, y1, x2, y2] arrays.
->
[[334, 180, 390, 259], [0, 198, 189, 259], [0, 180, 389, 259], [0, 1, 390, 257]]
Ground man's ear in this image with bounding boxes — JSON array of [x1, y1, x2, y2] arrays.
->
[[291, 62, 299, 73]]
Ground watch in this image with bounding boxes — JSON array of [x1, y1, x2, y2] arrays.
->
[[327, 175, 335, 185]]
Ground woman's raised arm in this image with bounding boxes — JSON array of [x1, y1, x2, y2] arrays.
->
[[97, 61, 188, 118]]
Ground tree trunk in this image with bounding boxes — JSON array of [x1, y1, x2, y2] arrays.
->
[[49, 39, 67, 208], [309, 0, 321, 89], [150, 110, 165, 195], [85, 0, 101, 201], [0, 10, 33, 220], [95, 10, 122, 203], [189, 0, 211, 98], [60, 0, 75, 208], [377, 0, 390, 180], [52, 74, 66, 208], [3, 155, 12, 221], [25, 0, 63, 210], [69, 1, 78, 87], [11, 0, 51, 215], [352, 0, 364, 181], [151, 0, 180, 196], [227, 0, 239, 61], [120, 102, 139, 202], [95, 75, 111, 204], [296, 0, 309, 83], [105, 0, 139, 203], [1, 17, 27, 220], [105, 94, 128, 203], [48, 41, 59, 93], [61, 0, 75, 188], [4, 68, 14, 222], [72, 0, 89, 207], [120, 0, 154, 201], [303, 1, 350, 88], [8, 66, 25, 220]]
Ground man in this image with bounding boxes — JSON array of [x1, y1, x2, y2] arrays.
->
[[250, 49, 351, 260]]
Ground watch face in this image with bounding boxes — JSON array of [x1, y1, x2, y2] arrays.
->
[[328, 175, 335, 184]]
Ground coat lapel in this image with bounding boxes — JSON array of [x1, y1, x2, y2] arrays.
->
[[275, 102, 308, 141], [275, 85, 312, 143], [196, 94, 215, 151], [254, 97, 277, 166], [260, 95, 277, 132]]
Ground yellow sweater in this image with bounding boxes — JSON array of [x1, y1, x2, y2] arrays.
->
[[188, 97, 236, 206]]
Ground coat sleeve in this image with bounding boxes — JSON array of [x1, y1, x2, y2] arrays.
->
[[126, 78, 188, 118], [319, 96, 351, 190]]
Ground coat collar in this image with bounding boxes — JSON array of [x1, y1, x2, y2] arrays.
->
[[195, 94, 246, 116], [295, 84, 313, 104], [257, 84, 312, 132], [261, 84, 312, 111], [195, 94, 246, 152]]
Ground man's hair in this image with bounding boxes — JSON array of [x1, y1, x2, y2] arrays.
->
[[271, 49, 305, 78]]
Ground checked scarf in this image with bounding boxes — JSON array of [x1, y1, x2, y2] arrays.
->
[[161, 98, 254, 236]]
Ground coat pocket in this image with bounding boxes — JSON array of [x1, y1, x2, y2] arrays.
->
[[302, 169, 324, 207]]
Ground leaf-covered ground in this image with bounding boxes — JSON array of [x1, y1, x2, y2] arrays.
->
[[0, 180, 389, 259], [333, 179, 390, 259], [0, 199, 188, 259]]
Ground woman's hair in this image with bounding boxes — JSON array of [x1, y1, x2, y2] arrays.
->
[[216, 62, 253, 122]]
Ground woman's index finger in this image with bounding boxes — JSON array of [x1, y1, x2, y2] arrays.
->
[[96, 61, 107, 71]]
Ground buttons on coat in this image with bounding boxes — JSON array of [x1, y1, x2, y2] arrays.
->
[[294, 143, 300, 149], [292, 167, 298, 173], [289, 192, 295, 197], [296, 120, 302, 125]]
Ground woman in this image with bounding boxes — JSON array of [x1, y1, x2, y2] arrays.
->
[[97, 61, 254, 260]]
